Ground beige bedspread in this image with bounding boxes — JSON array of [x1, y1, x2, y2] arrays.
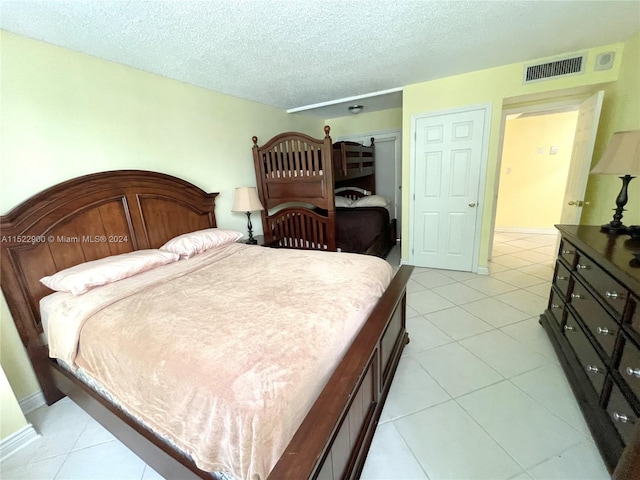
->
[[44, 243, 392, 479]]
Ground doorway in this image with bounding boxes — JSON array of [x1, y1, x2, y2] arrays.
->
[[490, 91, 604, 259]]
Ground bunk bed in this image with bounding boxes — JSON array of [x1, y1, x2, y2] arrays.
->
[[252, 127, 396, 258], [0, 169, 412, 480]]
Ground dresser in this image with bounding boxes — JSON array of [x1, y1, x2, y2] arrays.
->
[[540, 225, 640, 473]]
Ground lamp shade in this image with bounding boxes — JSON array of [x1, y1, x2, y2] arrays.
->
[[231, 186, 264, 212], [590, 129, 640, 176]]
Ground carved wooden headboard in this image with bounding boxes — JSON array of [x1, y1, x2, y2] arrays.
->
[[0, 170, 218, 402]]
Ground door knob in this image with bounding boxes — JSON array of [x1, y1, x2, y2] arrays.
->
[[468, 202, 477, 207]]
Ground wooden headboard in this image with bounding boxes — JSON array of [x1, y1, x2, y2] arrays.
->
[[0, 170, 218, 403]]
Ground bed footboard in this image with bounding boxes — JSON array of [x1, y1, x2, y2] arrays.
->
[[265, 206, 335, 251], [267, 264, 413, 480]]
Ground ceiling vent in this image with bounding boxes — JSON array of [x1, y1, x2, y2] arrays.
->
[[523, 54, 586, 83]]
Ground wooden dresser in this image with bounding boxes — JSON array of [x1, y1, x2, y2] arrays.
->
[[540, 225, 640, 473]]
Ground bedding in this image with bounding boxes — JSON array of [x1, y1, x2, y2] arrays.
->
[[335, 206, 391, 254], [43, 243, 392, 480], [40, 249, 180, 295], [160, 228, 243, 258]]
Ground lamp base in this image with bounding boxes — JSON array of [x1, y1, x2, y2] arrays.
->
[[600, 223, 628, 235], [245, 238, 258, 245]]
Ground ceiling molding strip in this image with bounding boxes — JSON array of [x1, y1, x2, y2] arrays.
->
[[286, 87, 403, 114]]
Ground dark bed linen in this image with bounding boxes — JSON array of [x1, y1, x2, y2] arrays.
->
[[335, 206, 390, 254]]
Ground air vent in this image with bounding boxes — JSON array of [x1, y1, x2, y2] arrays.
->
[[523, 54, 586, 83]]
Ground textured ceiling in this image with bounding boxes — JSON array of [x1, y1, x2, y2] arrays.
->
[[1, 0, 639, 117]]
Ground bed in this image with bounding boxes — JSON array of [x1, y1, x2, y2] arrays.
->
[[252, 128, 396, 258], [0, 170, 412, 480]]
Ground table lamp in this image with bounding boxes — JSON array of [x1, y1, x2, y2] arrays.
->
[[231, 186, 264, 244], [590, 129, 640, 233]]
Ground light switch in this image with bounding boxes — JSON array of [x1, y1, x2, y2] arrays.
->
[[550, 146, 558, 155]]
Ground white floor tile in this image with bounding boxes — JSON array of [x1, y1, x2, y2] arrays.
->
[[459, 330, 552, 378], [414, 343, 503, 397], [495, 289, 548, 317], [461, 297, 530, 328], [509, 473, 534, 480], [438, 269, 480, 282], [395, 401, 522, 480], [490, 255, 535, 269], [457, 382, 587, 469], [406, 278, 428, 294], [488, 261, 511, 274], [0, 454, 66, 480], [500, 318, 557, 360], [54, 441, 146, 480], [492, 270, 546, 289], [493, 243, 523, 255], [525, 283, 552, 298], [411, 270, 457, 289], [504, 239, 545, 250], [516, 264, 555, 281], [510, 250, 556, 265], [431, 283, 487, 305], [141, 465, 165, 480], [407, 290, 455, 315], [425, 306, 494, 340], [403, 316, 454, 356], [360, 423, 429, 480], [522, 234, 559, 246], [379, 356, 450, 423], [463, 276, 519, 296], [405, 305, 421, 319], [527, 442, 609, 479], [511, 364, 592, 437], [72, 419, 116, 451]]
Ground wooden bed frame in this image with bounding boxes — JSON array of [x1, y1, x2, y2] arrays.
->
[[0, 169, 412, 480], [252, 128, 396, 258]]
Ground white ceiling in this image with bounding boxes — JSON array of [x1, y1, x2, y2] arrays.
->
[[1, 0, 639, 119]]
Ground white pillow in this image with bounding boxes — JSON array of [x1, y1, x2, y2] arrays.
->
[[160, 228, 243, 259], [335, 195, 354, 208], [40, 249, 180, 295], [351, 195, 390, 208]]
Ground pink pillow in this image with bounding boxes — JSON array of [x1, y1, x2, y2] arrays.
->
[[160, 228, 243, 259], [40, 249, 180, 295]]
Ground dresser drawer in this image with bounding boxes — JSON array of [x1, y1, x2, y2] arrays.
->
[[564, 313, 607, 395], [569, 279, 619, 358], [574, 253, 628, 318], [558, 239, 577, 267], [619, 334, 640, 401], [606, 383, 638, 446], [553, 262, 572, 300], [547, 288, 566, 327]]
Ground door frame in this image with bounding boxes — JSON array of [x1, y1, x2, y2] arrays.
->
[[335, 128, 402, 238], [409, 103, 492, 272], [487, 90, 605, 260]]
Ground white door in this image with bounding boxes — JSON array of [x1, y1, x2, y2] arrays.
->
[[559, 91, 604, 224], [411, 107, 488, 271], [337, 130, 402, 238]]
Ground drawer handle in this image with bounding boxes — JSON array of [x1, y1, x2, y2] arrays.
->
[[551, 303, 561, 309], [562, 249, 574, 255], [596, 327, 614, 336], [586, 365, 604, 374], [571, 293, 582, 300], [564, 325, 575, 332], [556, 275, 567, 281], [605, 291, 624, 300], [626, 367, 640, 378], [612, 412, 635, 424], [576, 264, 590, 270]]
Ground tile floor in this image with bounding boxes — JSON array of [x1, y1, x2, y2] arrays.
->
[[1, 232, 611, 479]]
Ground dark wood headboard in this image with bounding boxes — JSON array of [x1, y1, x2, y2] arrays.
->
[[0, 170, 218, 403]]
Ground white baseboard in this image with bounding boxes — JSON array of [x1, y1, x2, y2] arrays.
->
[[0, 424, 39, 461], [19, 390, 46, 415], [476, 266, 489, 276], [495, 227, 557, 235]]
